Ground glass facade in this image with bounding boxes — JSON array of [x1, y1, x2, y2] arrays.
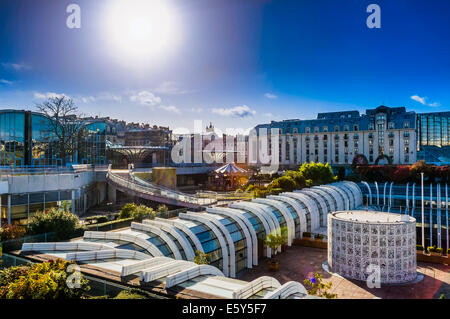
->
[[0, 111, 25, 166], [417, 112, 450, 148], [0, 110, 107, 167]]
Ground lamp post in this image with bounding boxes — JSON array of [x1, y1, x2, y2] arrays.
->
[[421, 172, 425, 249]]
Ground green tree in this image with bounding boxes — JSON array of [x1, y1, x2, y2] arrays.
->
[[264, 227, 288, 258], [303, 272, 337, 299], [299, 162, 336, 185], [119, 203, 138, 219], [0, 259, 90, 299], [35, 96, 85, 165], [27, 207, 84, 240], [131, 205, 156, 222], [194, 250, 210, 265]]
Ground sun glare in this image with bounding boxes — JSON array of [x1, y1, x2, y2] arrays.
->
[[103, 0, 179, 64]]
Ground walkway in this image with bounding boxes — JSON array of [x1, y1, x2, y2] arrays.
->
[[106, 168, 217, 209], [239, 246, 450, 299]]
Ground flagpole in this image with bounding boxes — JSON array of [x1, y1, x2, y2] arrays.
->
[[421, 172, 425, 249]]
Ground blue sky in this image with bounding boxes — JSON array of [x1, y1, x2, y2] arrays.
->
[[0, 0, 449, 133]]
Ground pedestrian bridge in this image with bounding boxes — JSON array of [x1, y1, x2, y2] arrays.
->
[[106, 167, 217, 209]]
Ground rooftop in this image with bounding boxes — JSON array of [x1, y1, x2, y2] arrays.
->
[[331, 211, 416, 224]]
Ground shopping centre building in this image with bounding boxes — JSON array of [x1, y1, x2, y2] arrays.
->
[[16, 180, 362, 299]]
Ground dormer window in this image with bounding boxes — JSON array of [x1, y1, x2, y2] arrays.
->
[[305, 127, 311, 133], [368, 123, 375, 130], [334, 126, 339, 132], [388, 122, 395, 129], [314, 127, 319, 133], [403, 122, 410, 128], [344, 125, 349, 132], [323, 126, 328, 132]]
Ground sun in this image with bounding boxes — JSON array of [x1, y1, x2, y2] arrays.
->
[[103, 0, 179, 63]]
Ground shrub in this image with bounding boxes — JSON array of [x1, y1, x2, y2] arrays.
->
[[84, 215, 109, 225], [131, 205, 155, 222], [427, 246, 436, 253], [315, 234, 324, 240], [0, 259, 89, 299], [119, 203, 137, 219], [114, 289, 147, 299], [27, 208, 83, 240], [416, 245, 424, 251], [156, 205, 169, 218], [436, 247, 443, 254], [303, 272, 337, 299], [0, 225, 26, 241], [303, 232, 312, 238], [268, 187, 283, 195]]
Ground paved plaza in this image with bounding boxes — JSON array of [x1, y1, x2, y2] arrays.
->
[[239, 246, 450, 299]]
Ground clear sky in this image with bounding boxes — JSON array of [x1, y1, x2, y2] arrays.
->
[[0, 0, 449, 133]]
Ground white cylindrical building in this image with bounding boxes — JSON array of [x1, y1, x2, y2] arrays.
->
[[328, 211, 417, 284]]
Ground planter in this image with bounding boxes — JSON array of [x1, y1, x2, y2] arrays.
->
[[281, 244, 287, 252], [430, 252, 441, 257], [315, 237, 324, 242], [269, 260, 279, 271]]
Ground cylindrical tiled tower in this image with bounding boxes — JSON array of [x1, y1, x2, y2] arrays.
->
[[328, 211, 417, 284]]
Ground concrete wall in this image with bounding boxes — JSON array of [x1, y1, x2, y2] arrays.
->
[[0, 181, 8, 194], [7, 171, 98, 194]]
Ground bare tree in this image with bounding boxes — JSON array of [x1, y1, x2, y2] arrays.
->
[[35, 96, 85, 165]]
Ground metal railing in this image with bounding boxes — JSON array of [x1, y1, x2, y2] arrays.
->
[[107, 168, 216, 206]]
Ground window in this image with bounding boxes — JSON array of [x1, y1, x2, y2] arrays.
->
[[323, 126, 328, 132], [292, 127, 298, 134], [403, 122, 409, 128], [344, 125, 349, 131], [353, 124, 359, 131], [314, 127, 320, 133], [404, 131, 410, 138], [388, 122, 395, 129], [369, 123, 375, 130], [305, 127, 310, 133], [334, 126, 339, 132]]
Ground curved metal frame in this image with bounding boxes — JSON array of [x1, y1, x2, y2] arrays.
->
[[252, 198, 295, 245], [155, 217, 204, 254], [232, 276, 281, 299], [207, 207, 256, 267], [296, 189, 328, 227], [143, 219, 196, 261], [83, 231, 163, 257], [131, 222, 182, 260], [268, 195, 307, 239], [191, 212, 237, 278], [179, 213, 232, 277], [281, 192, 320, 231], [264, 281, 308, 299], [229, 201, 274, 257], [165, 264, 225, 289]]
